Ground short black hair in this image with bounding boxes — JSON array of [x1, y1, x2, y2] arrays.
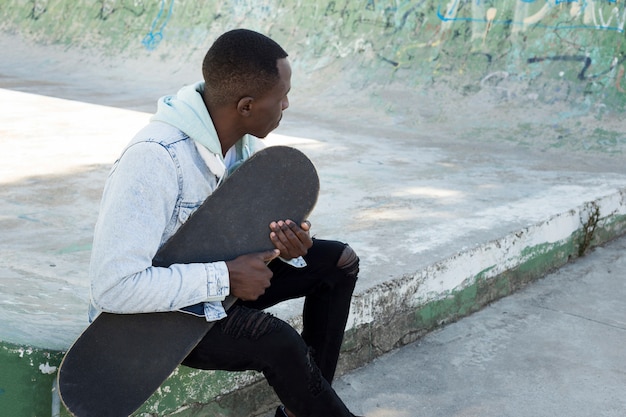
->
[[202, 29, 288, 106]]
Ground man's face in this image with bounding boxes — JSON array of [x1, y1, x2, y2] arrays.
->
[[247, 58, 291, 138]]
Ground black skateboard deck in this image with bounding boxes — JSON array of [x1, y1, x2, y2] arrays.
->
[[57, 145, 319, 417]]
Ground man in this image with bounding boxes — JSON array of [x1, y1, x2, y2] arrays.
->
[[89, 29, 362, 417]]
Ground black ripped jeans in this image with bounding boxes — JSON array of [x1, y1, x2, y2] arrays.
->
[[182, 239, 359, 417]]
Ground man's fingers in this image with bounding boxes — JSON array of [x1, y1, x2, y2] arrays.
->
[[277, 219, 309, 241], [272, 222, 303, 249], [262, 249, 281, 263], [269, 220, 313, 259]]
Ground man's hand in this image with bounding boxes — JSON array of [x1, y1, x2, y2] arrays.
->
[[269, 219, 313, 259], [225, 249, 279, 300]]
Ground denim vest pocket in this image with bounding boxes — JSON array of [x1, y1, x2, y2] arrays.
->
[[178, 202, 202, 224], [161, 201, 202, 245]]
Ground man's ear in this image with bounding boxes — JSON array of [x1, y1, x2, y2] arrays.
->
[[236, 97, 254, 116]]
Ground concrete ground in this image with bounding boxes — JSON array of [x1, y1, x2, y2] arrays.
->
[[328, 234, 626, 417]]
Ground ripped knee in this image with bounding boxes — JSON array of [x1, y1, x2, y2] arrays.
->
[[337, 244, 359, 279]]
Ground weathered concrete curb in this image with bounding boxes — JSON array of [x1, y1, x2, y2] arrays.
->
[[139, 188, 626, 416]]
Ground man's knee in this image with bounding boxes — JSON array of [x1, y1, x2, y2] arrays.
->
[[337, 244, 359, 280], [220, 306, 283, 340]]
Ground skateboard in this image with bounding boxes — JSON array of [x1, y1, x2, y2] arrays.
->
[[57, 145, 319, 417]]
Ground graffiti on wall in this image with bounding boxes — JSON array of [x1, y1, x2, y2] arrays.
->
[[4, 0, 626, 107], [142, 0, 174, 50], [289, 0, 626, 106], [437, 0, 626, 33]]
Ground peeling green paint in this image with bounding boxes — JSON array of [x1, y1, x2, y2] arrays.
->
[[591, 211, 626, 245], [0, 341, 63, 417], [137, 367, 261, 415], [402, 213, 626, 348]]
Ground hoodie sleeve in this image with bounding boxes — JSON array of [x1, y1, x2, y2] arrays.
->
[[89, 141, 229, 314]]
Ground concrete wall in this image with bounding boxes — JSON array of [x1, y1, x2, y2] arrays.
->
[[2, 0, 626, 115]]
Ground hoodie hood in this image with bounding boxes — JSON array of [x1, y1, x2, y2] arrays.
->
[[151, 81, 262, 177]]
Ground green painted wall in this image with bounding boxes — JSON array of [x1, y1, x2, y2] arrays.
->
[[1, 0, 626, 111], [0, 342, 63, 417]]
